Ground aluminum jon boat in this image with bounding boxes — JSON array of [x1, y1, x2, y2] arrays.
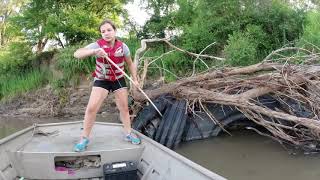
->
[[0, 121, 227, 180]]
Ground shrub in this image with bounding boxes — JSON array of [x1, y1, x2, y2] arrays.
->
[[0, 41, 34, 74], [224, 31, 258, 66], [55, 43, 95, 83], [298, 11, 320, 50]]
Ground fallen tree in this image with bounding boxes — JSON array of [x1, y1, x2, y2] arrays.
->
[[132, 39, 320, 153]]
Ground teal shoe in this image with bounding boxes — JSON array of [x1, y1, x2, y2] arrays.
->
[[73, 137, 89, 152], [125, 132, 141, 145]]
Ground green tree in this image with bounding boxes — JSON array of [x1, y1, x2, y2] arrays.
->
[[0, 0, 27, 46], [139, 0, 176, 38], [11, 0, 128, 53], [174, 0, 305, 59], [177, 0, 245, 53]]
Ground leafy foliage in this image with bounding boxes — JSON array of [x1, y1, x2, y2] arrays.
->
[[0, 41, 34, 74], [138, 0, 176, 38], [225, 31, 258, 66], [298, 11, 320, 49], [10, 0, 129, 51], [55, 44, 95, 82], [225, 25, 270, 66], [2, 0, 320, 101], [173, 0, 305, 61], [0, 0, 28, 46]]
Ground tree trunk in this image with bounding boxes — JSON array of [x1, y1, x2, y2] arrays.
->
[[56, 35, 65, 48], [0, 30, 4, 46], [0, 16, 6, 46], [36, 38, 48, 53]]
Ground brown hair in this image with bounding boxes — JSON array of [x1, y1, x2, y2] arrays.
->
[[99, 19, 116, 32]]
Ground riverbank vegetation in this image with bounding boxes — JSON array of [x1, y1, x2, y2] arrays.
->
[[0, 0, 319, 102]]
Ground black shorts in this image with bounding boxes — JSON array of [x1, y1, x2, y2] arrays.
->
[[93, 78, 127, 92]]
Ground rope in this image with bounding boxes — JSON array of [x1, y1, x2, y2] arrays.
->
[[103, 56, 163, 117]]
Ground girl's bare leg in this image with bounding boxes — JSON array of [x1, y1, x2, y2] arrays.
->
[[114, 88, 131, 134], [82, 87, 109, 138]]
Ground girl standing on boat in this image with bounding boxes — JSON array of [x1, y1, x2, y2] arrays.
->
[[73, 19, 141, 152]]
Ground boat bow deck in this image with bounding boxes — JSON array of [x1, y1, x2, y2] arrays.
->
[[20, 122, 141, 153], [6, 122, 144, 179]]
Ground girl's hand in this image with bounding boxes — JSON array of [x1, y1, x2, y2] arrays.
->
[[94, 48, 107, 57], [133, 80, 140, 88]]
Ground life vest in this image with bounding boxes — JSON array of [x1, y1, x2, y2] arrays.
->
[[92, 39, 125, 81]]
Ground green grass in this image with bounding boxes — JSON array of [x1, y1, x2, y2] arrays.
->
[[0, 69, 50, 102], [56, 43, 95, 84]]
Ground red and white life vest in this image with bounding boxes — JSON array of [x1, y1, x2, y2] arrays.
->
[[92, 39, 125, 81]]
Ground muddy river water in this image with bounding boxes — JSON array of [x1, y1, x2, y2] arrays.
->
[[1, 117, 320, 180]]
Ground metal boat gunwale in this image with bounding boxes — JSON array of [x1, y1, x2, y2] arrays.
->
[[0, 125, 35, 145]]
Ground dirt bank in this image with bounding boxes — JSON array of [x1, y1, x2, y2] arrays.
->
[[0, 83, 121, 123]]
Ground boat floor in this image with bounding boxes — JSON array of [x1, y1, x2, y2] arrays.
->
[[20, 122, 141, 153]]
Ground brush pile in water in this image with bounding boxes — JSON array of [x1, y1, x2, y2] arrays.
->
[[132, 42, 320, 153]]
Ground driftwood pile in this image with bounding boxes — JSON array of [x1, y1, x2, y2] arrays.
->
[[132, 39, 320, 153]]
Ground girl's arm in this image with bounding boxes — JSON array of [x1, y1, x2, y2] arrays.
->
[[74, 48, 106, 59], [125, 56, 139, 85]]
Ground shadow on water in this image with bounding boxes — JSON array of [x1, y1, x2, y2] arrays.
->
[[1, 117, 320, 180]]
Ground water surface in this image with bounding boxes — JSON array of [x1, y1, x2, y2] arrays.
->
[[1, 117, 320, 180], [176, 130, 320, 180]]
